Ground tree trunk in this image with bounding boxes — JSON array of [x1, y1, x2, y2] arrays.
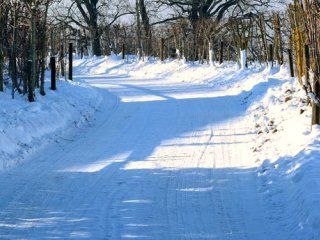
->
[[160, 38, 164, 61], [208, 40, 214, 65], [50, 28, 55, 56], [68, 43, 73, 81], [240, 42, 247, 69], [312, 81, 320, 125], [273, 14, 284, 65], [138, 0, 152, 57], [11, 3, 21, 97], [40, 2, 49, 96], [75, 0, 101, 56], [92, 27, 101, 56], [288, 48, 295, 77], [0, 5, 4, 92], [50, 57, 56, 90], [59, 44, 65, 77], [219, 41, 224, 64], [240, 49, 247, 69], [136, 0, 142, 60], [29, 8, 36, 102], [27, 60, 34, 102], [192, 26, 198, 62], [258, 15, 268, 63], [122, 43, 126, 59], [0, 48, 3, 92], [268, 44, 274, 68]]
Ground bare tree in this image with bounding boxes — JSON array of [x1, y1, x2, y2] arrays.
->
[[0, 1, 9, 92], [55, 0, 132, 56], [138, 0, 152, 56]]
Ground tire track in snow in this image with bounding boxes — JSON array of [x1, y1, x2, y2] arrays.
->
[[104, 101, 161, 239]]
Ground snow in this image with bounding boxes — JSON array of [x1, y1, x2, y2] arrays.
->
[[0, 75, 102, 170], [240, 49, 247, 70], [0, 56, 320, 239]]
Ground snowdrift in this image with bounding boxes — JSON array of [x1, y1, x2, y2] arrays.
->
[[0, 78, 102, 170]]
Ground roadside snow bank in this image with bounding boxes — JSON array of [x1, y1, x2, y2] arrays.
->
[[243, 66, 320, 238], [248, 67, 311, 160], [257, 128, 320, 239], [73, 56, 243, 90], [0, 80, 102, 170]]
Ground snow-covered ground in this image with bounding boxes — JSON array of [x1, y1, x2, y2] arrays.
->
[[0, 75, 102, 170], [0, 56, 319, 239]]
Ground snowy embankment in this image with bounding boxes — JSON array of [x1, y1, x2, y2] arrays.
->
[[221, 64, 319, 238], [248, 70, 320, 238], [0, 75, 102, 170]]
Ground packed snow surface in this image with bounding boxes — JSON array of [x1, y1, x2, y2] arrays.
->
[[0, 56, 319, 239]]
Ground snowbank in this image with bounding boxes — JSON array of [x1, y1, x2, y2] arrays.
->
[[257, 129, 320, 239], [244, 66, 320, 238], [74, 55, 246, 91], [0, 79, 102, 170]]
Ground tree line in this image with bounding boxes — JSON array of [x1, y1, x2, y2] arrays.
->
[[0, 0, 320, 124]]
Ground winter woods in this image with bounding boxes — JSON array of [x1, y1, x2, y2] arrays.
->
[[0, 0, 52, 100], [0, 0, 320, 123]]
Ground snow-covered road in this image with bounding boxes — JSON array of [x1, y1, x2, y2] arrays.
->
[[0, 60, 285, 239]]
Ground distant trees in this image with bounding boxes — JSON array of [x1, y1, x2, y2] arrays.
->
[[0, 0, 318, 129], [0, 0, 284, 100], [150, 0, 273, 61], [0, 1, 9, 92], [0, 0, 53, 100], [23, 0, 52, 101], [58, 0, 132, 56]]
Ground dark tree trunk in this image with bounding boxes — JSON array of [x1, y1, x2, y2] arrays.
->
[[11, 4, 22, 96], [40, 1, 50, 96], [50, 57, 56, 90], [312, 80, 320, 125], [75, 0, 102, 56], [0, 49, 3, 92], [92, 27, 101, 56], [259, 15, 268, 63], [160, 38, 164, 61], [30, 8, 36, 102], [27, 60, 34, 102], [219, 41, 224, 64], [59, 44, 65, 77], [0, 4, 6, 92], [136, 0, 142, 59], [273, 14, 284, 65], [122, 43, 126, 59], [139, 0, 152, 56], [190, 5, 199, 62], [268, 44, 274, 68], [288, 49, 294, 77], [68, 43, 73, 81]]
